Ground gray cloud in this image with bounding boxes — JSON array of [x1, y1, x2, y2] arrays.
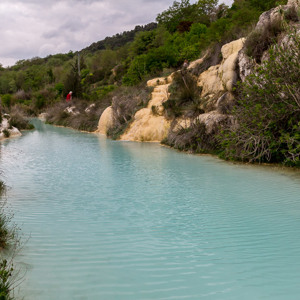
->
[[0, 0, 233, 67]]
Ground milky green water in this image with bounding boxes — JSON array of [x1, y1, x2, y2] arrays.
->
[[1, 120, 300, 300]]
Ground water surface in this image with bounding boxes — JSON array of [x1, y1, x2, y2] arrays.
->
[[1, 120, 300, 299]]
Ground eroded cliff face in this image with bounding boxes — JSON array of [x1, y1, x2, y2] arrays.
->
[[97, 38, 245, 141], [120, 78, 172, 142], [97, 0, 299, 142], [198, 38, 245, 100], [97, 106, 113, 135]]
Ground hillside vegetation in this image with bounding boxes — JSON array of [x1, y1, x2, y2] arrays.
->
[[0, 0, 299, 166]]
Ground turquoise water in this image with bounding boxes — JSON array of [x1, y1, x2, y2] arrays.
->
[[1, 120, 300, 300]]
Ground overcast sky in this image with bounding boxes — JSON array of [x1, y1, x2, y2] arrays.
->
[[0, 0, 233, 67]]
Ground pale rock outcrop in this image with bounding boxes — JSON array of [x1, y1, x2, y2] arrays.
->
[[197, 111, 233, 134], [64, 106, 80, 116], [173, 111, 234, 134], [0, 115, 21, 140], [120, 108, 170, 142], [85, 103, 96, 113], [256, 0, 299, 31], [238, 0, 299, 81], [238, 50, 256, 82], [120, 78, 171, 142], [288, 0, 300, 7], [38, 112, 48, 121], [198, 65, 224, 98], [97, 38, 246, 142], [187, 56, 205, 70], [147, 74, 173, 87], [220, 38, 245, 91], [198, 38, 245, 99], [97, 106, 113, 135], [221, 39, 245, 60]]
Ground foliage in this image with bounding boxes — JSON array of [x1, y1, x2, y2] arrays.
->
[[0, 95, 12, 108], [107, 85, 152, 139], [123, 46, 178, 85], [0, 259, 14, 300], [2, 130, 10, 138], [156, 0, 218, 32], [45, 97, 111, 132], [0, 196, 23, 300], [83, 23, 157, 52], [63, 56, 86, 98], [9, 106, 34, 130], [54, 83, 64, 96], [163, 70, 204, 118], [162, 119, 222, 153], [220, 31, 300, 166], [0, 0, 285, 98], [244, 19, 283, 62]]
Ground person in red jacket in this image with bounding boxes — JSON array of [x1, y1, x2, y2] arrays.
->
[[66, 91, 72, 102]]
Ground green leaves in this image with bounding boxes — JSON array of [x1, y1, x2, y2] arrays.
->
[[221, 30, 300, 165]]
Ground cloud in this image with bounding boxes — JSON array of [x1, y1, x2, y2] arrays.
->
[[0, 0, 234, 67]]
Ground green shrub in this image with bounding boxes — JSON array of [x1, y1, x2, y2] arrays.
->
[[1, 95, 12, 108], [9, 111, 34, 130], [0, 197, 22, 300], [2, 130, 10, 138], [33, 94, 46, 111], [0, 259, 14, 300], [54, 83, 64, 96], [244, 19, 283, 62], [163, 70, 203, 118], [163, 119, 222, 153], [220, 30, 300, 166]]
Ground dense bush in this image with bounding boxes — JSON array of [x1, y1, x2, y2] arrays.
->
[[163, 70, 204, 118], [162, 119, 221, 153], [1, 95, 12, 108], [9, 106, 34, 130], [244, 19, 283, 62], [46, 99, 108, 132], [107, 85, 152, 139], [220, 30, 300, 166], [0, 195, 22, 300]]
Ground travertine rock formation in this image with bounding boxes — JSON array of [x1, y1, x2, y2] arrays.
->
[[97, 106, 113, 135], [120, 80, 171, 142], [0, 115, 21, 140], [198, 38, 245, 100], [97, 0, 299, 143]]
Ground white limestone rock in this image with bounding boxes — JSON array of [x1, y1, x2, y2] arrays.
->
[[97, 106, 114, 135], [0, 116, 22, 140], [64, 106, 80, 116]]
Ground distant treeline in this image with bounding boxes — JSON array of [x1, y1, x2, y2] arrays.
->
[[83, 23, 158, 52], [1, 0, 298, 167]]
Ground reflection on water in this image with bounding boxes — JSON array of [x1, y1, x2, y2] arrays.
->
[[1, 120, 300, 300]]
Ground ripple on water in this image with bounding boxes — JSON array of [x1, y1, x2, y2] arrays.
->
[[1, 121, 300, 299]]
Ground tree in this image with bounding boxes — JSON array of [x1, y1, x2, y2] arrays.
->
[[156, 0, 197, 32], [63, 56, 86, 97], [197, 0, 218, 16], [156, 0, 218, 32]]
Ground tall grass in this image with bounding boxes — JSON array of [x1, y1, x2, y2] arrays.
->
[[0, 180, 23, 299]]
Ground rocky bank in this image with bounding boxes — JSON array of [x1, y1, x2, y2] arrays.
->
[[97, 0, 299, 142]]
